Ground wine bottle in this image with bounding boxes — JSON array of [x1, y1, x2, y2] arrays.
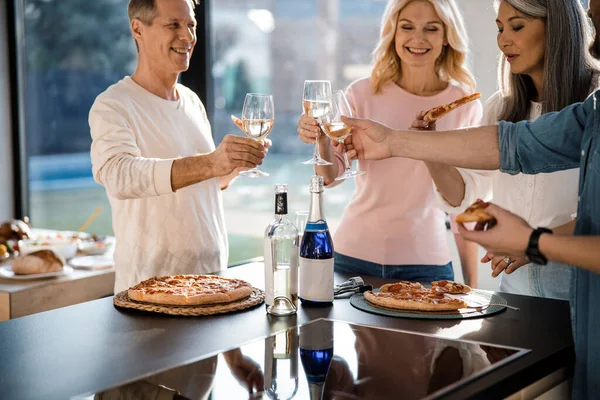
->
[[299, 320, 334, 400], [264, 184, 299, 316], [299, 176, 334, 304], [264, 329, 299, 399]]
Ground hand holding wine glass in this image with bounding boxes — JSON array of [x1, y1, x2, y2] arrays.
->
[[302, 80, 333, 165], [320, 91, 365, 180], [238, 93, 275, 178]]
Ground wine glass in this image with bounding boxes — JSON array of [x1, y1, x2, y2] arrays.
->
[[301, 80, 333, 165], [320, 90, 365, 180], [240, 93, 274, 178], [294, 211, 309, 246]]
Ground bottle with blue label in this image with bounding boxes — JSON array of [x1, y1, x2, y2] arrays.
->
[[299, 175, 334, 304]]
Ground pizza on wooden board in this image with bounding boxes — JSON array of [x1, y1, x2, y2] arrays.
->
[[454, 199, 496, 224], [128, 275, 254, 306], [423, 92, 481, 123]]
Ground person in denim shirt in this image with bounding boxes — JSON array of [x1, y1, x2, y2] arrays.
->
[[340, 76, 600, 400], [342, 89, 600, 398], [337, 3, 600, 394]]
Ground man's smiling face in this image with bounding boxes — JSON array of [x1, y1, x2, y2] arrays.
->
[[134, 0, 197, 75]]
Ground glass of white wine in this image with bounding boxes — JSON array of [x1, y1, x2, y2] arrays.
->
[[294, 210, 309, 246], [302, 80, 333, 165], [320, 90, 365, 180], [240, 93, 275, 178]]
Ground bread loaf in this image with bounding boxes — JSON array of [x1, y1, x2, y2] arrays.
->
[[12, 250, 64, 274]]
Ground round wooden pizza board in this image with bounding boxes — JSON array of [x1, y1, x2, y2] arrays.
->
[[113, 288, 264, 316], [350, 289, 508, 320]]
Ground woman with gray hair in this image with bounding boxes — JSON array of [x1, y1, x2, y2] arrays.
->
[[412, 0, 600, 299]]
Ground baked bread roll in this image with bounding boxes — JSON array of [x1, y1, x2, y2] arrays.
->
[[0, 219, 31, 244], [12, 249, 65, 274]]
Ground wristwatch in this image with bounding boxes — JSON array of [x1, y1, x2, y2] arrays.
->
[[526, 227, 553, 265]]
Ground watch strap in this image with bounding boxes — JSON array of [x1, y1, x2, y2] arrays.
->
[[526, 227, 553, 265]]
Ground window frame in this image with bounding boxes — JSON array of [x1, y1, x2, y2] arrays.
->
[[6, 0, 27, 219], [181, 0, 213, 118]]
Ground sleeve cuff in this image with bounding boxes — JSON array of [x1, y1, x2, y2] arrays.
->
[[323, 151, 347, 189], [153, 158, 176, 195], [498, 121, 520, 175]]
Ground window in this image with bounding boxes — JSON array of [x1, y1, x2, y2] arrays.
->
[[20, 0, 136, 235], [210, 0, 389, 263]]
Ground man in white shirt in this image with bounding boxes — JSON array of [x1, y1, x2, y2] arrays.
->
[[89, 0, 266, 293]]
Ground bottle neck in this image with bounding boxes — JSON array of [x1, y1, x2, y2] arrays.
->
[[307, 191, 324, 222], [308, 382, 325, 400], [275, 192, 288, 217]]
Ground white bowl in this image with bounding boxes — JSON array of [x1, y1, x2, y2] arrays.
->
[[18, 238, 78, 260], [78, 237, 114, 256]]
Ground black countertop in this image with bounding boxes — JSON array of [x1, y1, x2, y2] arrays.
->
[[0, 262, 574, 399]]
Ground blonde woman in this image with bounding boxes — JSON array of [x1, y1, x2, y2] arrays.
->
[[413, 0, 599, 300], [297, 0, 482, 283]]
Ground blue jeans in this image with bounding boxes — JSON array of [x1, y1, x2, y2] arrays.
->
[[334, 252, 454, 283]]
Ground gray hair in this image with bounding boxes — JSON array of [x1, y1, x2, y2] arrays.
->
[[495, 0, 599, 122], [128, 0, 199, 25]]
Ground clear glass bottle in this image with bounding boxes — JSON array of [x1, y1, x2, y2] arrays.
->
[[264, 184, 299, 315], [299, 320, 334, 400], [264, 329, 299, 400], [299, 176, 334, 304]]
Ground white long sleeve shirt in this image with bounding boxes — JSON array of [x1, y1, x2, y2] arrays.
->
[[434, 91, 579, 296], [89, 77, 228, 293]]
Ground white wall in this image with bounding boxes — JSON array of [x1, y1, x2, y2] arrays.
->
[[0, 0, 15, 220], [460, 0, 501, 101]]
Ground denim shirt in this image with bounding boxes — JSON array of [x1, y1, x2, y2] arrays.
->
[[498, 91, 600, 399]]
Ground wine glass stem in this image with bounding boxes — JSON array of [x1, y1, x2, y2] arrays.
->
[[341, 140, 351, 171], [314, 130, 322, 159]]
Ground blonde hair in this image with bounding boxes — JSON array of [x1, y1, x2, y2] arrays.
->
[[371, 0, 476, 93]]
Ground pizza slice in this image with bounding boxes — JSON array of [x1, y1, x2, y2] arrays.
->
[[430, 280, 472, 294], [423, 92, 481, 123], [455, 199, 496, 225], [380, 281, 425, 293]]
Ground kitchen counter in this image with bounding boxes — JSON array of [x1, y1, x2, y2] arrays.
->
[[0, 262, 573, 399], [0, 266, 114, 321]]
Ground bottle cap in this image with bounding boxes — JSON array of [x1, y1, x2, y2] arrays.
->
[[309, 175, 324, 193], [275, 184, 287, 194]]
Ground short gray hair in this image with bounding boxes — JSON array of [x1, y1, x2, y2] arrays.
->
[[128, 0, 199, 25], [495, 0, 600, 122]]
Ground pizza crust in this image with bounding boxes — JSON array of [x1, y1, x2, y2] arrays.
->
[[128, 275, 254, 306]]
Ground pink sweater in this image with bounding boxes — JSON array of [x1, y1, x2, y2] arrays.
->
[[329, 78, 482, 265]]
